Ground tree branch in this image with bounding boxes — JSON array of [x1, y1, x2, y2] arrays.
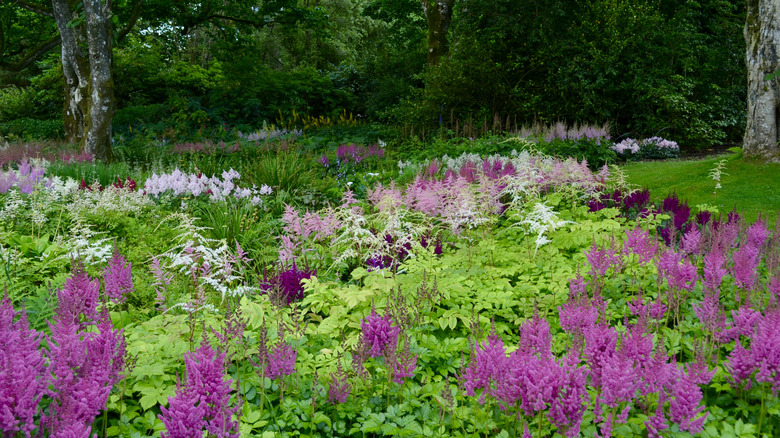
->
[[117, 0, 142, 42], [7, 0, 53, 17], [2, 34, 60, 71]]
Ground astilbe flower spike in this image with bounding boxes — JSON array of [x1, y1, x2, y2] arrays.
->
[[159, 342, 240, 438], [103, 247, 134, 305], [266, 342, 297, 380], [0, 294, 46, 437], [360, 307, 401, 358], [43, 270, 126, 436], [327, 362, 351, 404]]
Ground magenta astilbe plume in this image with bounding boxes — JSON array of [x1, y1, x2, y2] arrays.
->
[[44, 305, 125, 435], [389, 344, 417, 384], [266, 342, 297, 380], [547, 359, 588, 438], [0, 295, 46, 437], [56, 264, 100, 328], [732, 243, 761, 292], [103, 248, 134, 304], [747, 309, 780, 394], [261, 263, 316, 306], [669, 367, 708, 434], [519, 313, 553, 359], [360, 308, 401, 358], [327, 362, 351, 404], [745, 219, 770, 249], [461, 333, 508, 403], [583, 324, 618, 388], [624, 227, 657, 264], [586, 242, 621, 276], [681, 226, 701, 255], [657, 250, 697, 292], [702, 250, 727, 293], [159, 343, 239, 438], [694, 288, 728, 341]]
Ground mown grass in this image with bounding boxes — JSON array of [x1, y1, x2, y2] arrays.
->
[[621, 153, 780, 223]]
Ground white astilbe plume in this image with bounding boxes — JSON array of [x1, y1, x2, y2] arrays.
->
[[330, 201, 377, 269], [67, 183, 151, 217], [606, 164, 635, 195], [708, 159, 728, 192], [156, 213, 257, 305], [516, 202, 573, 256], [64, 216, 113, 263]]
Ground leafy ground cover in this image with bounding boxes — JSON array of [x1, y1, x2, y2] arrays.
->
[[1, 133, 779, 438], [622, 152, 780, 223]]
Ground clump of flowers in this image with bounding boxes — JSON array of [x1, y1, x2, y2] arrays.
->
[[0, 293, 47, 436], [143, 168, 272, 204], [360, 307, 401, 358], [159, 342, 240, 438], [260, 263, 316, 306]]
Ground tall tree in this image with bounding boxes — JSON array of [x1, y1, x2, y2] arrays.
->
[[420, 0, 454, 65], [744, 0, 780, 159]]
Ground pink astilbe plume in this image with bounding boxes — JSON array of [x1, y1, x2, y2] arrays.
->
[[266, 342, 297, 380], [159, 343, 240, 438], [44, 300, 125, 435], [103, 247, 134, 305], [327, 362, 351, 404], [460, 331, 508, 403], [389, 343, 417, 384], [559, 275, 598, 338], [0, 294, 46, 437], [669, 366, 709, 434], [624, 227, 657, 264], [360, 307, 401, 358], [657, 250, 697, 293], [56, 263, 101, 328], [731, 243, 761, 293]]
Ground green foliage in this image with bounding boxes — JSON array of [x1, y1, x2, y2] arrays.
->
[[0, 118, 63, 140]]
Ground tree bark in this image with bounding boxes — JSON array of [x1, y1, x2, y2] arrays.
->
[[51, 0, 90, 145], [84, 0, 114, 161], [421, 0, 455, 66], [50, 0, 114, 160], [744, 0, 780, 160]]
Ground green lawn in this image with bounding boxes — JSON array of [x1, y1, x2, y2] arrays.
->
[[621, 153, 780, 223]]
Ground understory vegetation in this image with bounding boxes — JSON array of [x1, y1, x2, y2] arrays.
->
[[1, 127, 779, 437]]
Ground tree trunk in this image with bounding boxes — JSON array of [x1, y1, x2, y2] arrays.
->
[[744, 0, 780, 160], [51, 0, 90, 145], [421, 0, 455, 66], [84, 0, 114, 161], [50, 0, 114, 161]]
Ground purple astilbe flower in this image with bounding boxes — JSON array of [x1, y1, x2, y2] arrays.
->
[[360, 308, 401, 358], [727, 340, 756, 389], [695, 210, 712, 226], [732, 243, 761, 293], [657, 250, 697, 292], [103, 247, 134, 305], [669, 367, 708, 434], [769, 272, 780, 305], [624, 227, 657, 264], [681, 226, 701, 255], [519, 313, 553, 359], [586, 242, 621, 276], [645, 395, 669, 438], [751, 310, 780, 394], [159, 343, 240, 438], [0, 294, 46, 437], [623, 189, 650, 211], [44, 306, 125, 436], [583, 324, 618, 388], [547, 358, 588, 438], [318, 154, 330, 167], [327, 362, 351, 404], [266, 342, 297, 380], [599, 353, 639, 412], [261, 263, 316, 306], [694, 288, 728, 342], [731, 305, 761, 338], [702, 249, 727, 293], [56, 263, 100, 328], [461, 332, 508, 403], [745, 219, 770, 249], [389, 343, 417, 384]]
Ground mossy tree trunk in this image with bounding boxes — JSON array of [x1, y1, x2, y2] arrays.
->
[[744, 0, 780, 160], [50, 0, 114, 161], [421, 0, 455, 66]]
